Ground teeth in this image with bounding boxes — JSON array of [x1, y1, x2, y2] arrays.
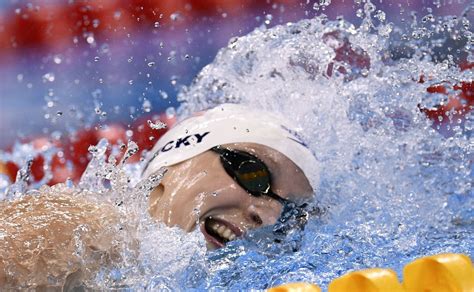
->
[[223, 229, 232, 238], [208, 220, 237, 242], [217, 225, 226, 234]]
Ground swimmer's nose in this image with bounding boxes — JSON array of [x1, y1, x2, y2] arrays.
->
[[245, 203, 280, 228], [249, 211, 263, 226]]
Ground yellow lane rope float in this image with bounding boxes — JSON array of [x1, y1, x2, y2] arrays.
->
[[268, 253, 474, 292]]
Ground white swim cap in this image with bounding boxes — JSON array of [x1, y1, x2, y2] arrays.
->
[[142, 104, 320, 189]]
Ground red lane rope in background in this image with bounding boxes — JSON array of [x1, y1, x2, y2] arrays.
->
[[0, 0, 294, 55]]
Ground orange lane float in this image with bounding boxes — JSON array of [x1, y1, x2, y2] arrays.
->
[[269, 253, 473, 292]]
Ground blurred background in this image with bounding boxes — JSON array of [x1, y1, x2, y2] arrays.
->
[[0, 0, 470, 148]]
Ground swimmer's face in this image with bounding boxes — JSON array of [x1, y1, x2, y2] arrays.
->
[[148, 143, 313, 249]]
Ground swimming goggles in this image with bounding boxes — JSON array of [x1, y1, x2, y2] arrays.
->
[[211, 145, 309, 229]]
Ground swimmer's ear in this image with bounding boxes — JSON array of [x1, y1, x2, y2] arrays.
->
[[148, 184, 165, 218]]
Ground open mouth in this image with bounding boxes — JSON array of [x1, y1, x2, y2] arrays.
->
[[201, 217, 242, 248]]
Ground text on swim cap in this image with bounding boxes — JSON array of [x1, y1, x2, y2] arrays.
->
[[142, 131, 211, 174], [160, 131, 210, 152]]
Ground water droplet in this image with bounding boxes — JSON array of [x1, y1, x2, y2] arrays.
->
[[462, 17, 470, 29], [167, 50, 176, 62], [17, 74, 23, 82], [120, 141, 139, 165], [375, 10, 386, 22], [364, 2, 376, 13], [313, 0, 331, 11], [165, 107, 176, 118], [88, 145, 99, 154], [159, 90, 168, 99], [378, 23, 393, 37], [42, 72, 55, 82], [51, 131, 62, 140], [170, 12, 182, 21], [154, 21, 160, 28], [92, 89, 102, 99], [142, 99, 152, 113], [86, 35, 95, 44], [56, 111, 63, 116], [421, 14, 434, 23], [264, 14, 273, 25], [114, 10, 122, 20], [147, 61, 156, 67], [170, 75, 179, 86], [92, 19, 100, 28], [94, 56, 100, 62], [53, 55, 63, 64], [147, 120, 167, 130], [128, 80, 134, 85]]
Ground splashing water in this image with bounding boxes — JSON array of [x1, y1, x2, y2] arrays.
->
[[1, 2, 473, 290], [1, 138, 208, 289], [177, 8, 473, 290]]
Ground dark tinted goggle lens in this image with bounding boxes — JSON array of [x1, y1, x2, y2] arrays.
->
[[213, 146, 271, 197], [234, 160, 270, 195]]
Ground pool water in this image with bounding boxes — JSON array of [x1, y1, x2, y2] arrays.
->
[[1, 1, 473, 290]]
